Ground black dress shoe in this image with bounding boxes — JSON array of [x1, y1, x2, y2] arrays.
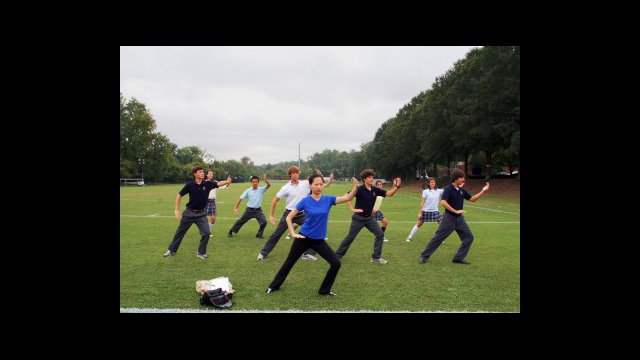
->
[[418, 257, 428, 264], [452, 259, 471, 264]]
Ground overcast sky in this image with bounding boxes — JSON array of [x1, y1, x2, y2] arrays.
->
[[120, 46, 477, 165]]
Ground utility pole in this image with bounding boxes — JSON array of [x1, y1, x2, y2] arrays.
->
[[138, 158, 145, 186]]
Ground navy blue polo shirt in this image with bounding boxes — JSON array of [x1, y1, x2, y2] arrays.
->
[[353, 185, 387, 217], [441, 184, 471, 216], [179, 180, 219, 210]]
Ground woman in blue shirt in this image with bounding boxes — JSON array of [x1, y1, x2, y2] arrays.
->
[[266, 174, 359, 296]]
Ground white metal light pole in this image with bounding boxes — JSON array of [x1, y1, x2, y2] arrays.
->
[[138, 158, 145, 183]]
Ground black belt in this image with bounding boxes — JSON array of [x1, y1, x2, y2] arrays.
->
[[188, 208, 205, 213], [248, 207, 261, 211]]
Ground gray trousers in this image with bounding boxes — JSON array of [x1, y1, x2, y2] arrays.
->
[[335, 214, 385, 259], [230, 207, 267, 237], [420, 212, 474, 262], [167, 208, 211, 255], [260, 210, 316, 257]]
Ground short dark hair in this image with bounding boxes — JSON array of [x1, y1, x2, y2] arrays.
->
[[250, 176, 260, 182], [375, 180, 383, 186], [192, 166, 203, 176], [360, 169, 375, 181], [450, 169, 465, 183]]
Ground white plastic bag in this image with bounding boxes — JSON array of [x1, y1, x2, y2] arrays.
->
[[196, 276, 235, 297]]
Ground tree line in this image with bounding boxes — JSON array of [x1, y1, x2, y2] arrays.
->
[[120, 46, 519, 183], [362, 46, 520, 181]]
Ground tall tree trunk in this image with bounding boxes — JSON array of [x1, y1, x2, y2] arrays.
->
[[485, 151, 492, 180], [433, 161, 437, 180], [464, 151, 469, 176]]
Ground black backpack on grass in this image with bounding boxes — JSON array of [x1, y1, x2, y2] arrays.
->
[[200, 288, 232, 308]]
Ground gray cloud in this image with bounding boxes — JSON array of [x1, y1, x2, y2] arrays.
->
[[120, 46, 477, 164]]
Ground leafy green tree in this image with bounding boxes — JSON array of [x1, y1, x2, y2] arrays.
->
[[120, 95, 157, 162], [175, 146, 206, 165], [121, 93, 176, 181]]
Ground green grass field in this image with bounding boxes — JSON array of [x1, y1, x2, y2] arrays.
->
[[120, 181, 520, 312]]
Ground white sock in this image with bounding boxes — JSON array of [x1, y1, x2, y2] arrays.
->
[[408, 225, 419, 239]]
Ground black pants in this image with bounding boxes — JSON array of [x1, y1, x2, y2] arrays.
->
[[268, 237, 341, 295], [260, 209, 316, 257], [420, 212, 474, 261]]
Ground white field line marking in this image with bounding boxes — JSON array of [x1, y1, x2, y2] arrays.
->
[[120, 199, 227, 204], [120, 307, 512, 313], [119, 214, 519, 224], [392, 193, 519, 215], [464, 204, 519, 215]]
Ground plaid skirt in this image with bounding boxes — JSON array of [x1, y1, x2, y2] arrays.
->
[[420, 210, 442, 222], [376, 210, 385, 221], [206, 199, 217, 216]]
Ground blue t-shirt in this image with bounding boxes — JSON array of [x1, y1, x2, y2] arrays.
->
[[295, 195, 337, 240]]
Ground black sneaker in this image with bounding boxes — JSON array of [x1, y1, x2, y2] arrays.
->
[[266, 287, 279, 294], [418, 257, 428, 264], [256, 234, 264, 239], [319, 291, 337, 296], [452, 259, 470, 265], [227, 231, 233, 237]]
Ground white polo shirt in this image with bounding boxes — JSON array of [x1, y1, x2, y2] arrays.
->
[[421, 188, 444, 212], [208, 184, 228, 200], [276, 180, 312, 210]]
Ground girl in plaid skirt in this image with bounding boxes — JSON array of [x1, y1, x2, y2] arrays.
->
[[206, 170, 228, 235], [406, 177, 444, 242]]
